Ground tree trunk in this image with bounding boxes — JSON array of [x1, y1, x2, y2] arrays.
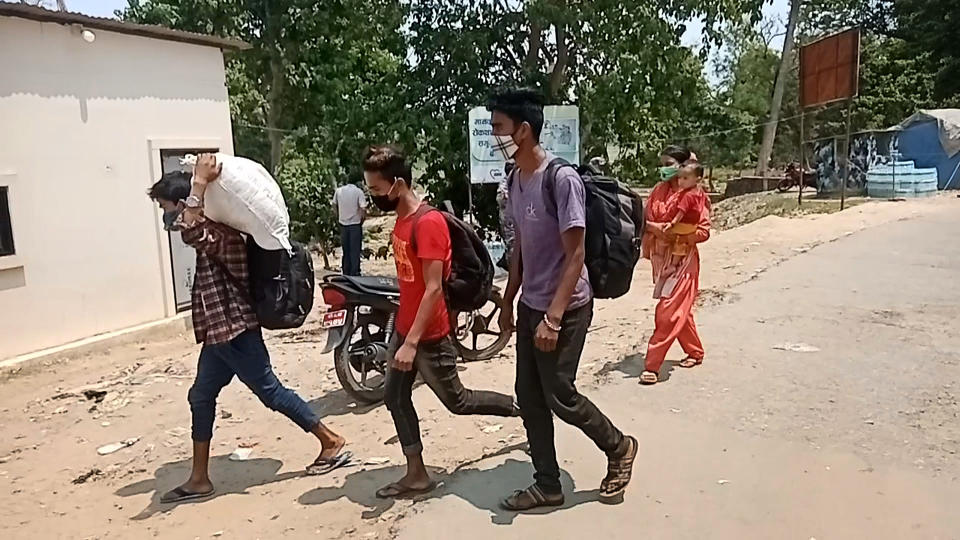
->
[[526, 19, 542, 71], [266, 52, 284, 175], [548, 21, 568, 101], [755, 0, 802, 177]]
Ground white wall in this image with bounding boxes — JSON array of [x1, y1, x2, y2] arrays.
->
[[0, 16, 235, 359]]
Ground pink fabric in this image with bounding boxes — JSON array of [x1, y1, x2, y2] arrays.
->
[[642, 182, 711, 373]]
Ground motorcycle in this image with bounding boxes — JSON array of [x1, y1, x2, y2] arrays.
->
[[320, 274, 511, 404], [778, 162, 818, 193]]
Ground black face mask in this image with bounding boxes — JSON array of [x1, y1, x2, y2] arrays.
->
[[371, 194, 399, 212], [371, 180, 401, 212]]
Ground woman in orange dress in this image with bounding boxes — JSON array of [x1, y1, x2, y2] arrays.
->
[[639, 146, 710, 385]]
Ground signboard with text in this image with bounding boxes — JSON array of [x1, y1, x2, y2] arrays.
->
[[468, 105, 580, 184]]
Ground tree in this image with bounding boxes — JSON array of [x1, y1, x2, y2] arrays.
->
[[755, 0, 801, 176], [890, 0, 960, 100], [403, 0, 765, 226], [123, 0, 769, 243], [121, 0, 409, 261]]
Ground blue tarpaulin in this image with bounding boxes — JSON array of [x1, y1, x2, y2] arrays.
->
[[897, 110, 960, 190]]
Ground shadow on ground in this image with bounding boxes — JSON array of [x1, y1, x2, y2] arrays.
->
[[307, 386, 381, 417], [298, 444, 603, 525], [115, 455, 301, 520], [597, 352, 679, 384]]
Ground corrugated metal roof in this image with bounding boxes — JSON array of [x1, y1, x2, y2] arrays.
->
[[0, 3, 250, 51]]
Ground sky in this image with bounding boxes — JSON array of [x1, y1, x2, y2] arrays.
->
[[682, 0, 791, 50], [60, 0, 125, 18]]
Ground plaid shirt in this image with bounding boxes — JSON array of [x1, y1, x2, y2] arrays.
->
[[180, 219, 259, 345]]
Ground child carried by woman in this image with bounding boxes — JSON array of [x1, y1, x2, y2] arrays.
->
[[663, 161, 709, 257]]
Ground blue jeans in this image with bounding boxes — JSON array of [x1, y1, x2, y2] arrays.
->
[[340, 223, 363, 276], [188, 329, 320, 441]]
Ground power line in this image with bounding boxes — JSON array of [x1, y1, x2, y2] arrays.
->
[[672, 101, 845, 142]]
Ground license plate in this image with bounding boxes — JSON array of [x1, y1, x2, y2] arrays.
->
[[322, 309, 347, 329]]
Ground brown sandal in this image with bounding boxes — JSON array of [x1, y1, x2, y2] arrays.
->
[[500, 484, 564, 511], [678, 356, 703, 369], [600, 435, 638, 499], [639, 371, 659, 385]]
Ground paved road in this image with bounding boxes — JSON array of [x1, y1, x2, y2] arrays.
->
[[397, 210, 960, 539]]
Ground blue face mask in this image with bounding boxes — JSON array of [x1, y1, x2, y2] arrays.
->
[[162, 209, 182, 231]]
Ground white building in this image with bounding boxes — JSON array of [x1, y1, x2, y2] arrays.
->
[[0, 4, 249, 360]]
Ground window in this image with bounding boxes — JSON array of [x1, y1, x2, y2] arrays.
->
[[0, 187, 13, 257]]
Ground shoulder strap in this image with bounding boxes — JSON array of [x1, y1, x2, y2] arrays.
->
[[409, 204, 438, 254], [541, 157, 580, 220]]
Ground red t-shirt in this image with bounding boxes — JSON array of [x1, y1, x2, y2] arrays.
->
[[392, 206, 452, 341], [674, 187, 707, 225]]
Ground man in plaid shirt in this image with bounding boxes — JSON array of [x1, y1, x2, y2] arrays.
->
[[149, 154, 350, 504]]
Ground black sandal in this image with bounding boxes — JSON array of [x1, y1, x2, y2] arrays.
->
[[500, 484, 564, 511], [305, 450, 352, 476], [600, 435, 638, 499], [375, 480, 437, 499], [160, 485, 216, 504]]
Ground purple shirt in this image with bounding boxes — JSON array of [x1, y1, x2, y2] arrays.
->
[[507, 154, 592, 312]]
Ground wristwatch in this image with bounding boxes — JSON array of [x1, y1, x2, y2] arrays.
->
[[184, 195, 203, 208]]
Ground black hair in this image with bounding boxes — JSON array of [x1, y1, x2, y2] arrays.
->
[[148, 170, 191, 202], [363, 145, 413, 186], [661, 145, 692, 163], [486, 87, 545, 141]]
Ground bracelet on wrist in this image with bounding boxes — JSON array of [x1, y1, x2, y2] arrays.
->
[[542, 314, 561, 332]]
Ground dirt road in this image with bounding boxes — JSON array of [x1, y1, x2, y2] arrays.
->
[[2, 195, 958, 539]]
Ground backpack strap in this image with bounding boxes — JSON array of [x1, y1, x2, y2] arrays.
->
[[541, 157, 581, 220], [409, 203, 438, 255]]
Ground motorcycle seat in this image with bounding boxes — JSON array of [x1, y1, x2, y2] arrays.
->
[[335, 274, 400, 294]]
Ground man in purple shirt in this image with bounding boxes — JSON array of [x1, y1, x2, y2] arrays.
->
[[490, 89, 638, 510]]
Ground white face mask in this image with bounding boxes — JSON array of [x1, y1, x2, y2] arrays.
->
[[492, 134, 520, 160]]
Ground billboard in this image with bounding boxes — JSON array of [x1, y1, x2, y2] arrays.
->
[[799, 28, 861, 108], [468, 105, 579, 184]]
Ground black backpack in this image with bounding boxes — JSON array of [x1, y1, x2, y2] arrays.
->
[[509, 157, 644, 299], [221, 238, 315, 330], [412, 205, 494, 312]]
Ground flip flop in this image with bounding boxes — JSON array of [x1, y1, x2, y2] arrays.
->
[[375, 480, 438, 499], [678, 356, 703, 368], [160, 486, 216, 504], [305, 450, 353, 476], [639, 371, 659, 385]]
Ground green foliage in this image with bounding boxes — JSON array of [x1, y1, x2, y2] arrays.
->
[[889, 0, 960, 101], [274, 146, 339, 252], [123, 0, 788, 240]]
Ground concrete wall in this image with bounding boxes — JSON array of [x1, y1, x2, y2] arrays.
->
[[0, 16, 234, 359]]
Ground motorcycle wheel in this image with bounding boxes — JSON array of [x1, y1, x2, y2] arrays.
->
[[453, 291, 512, 362], [777, 179, 793, 193], [334, 310, 389, 404]]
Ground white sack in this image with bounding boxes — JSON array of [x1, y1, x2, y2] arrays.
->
[[182, 153, 291, 251]]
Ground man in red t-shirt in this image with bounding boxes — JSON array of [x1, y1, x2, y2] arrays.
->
[[363, 145, 519, 499]]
